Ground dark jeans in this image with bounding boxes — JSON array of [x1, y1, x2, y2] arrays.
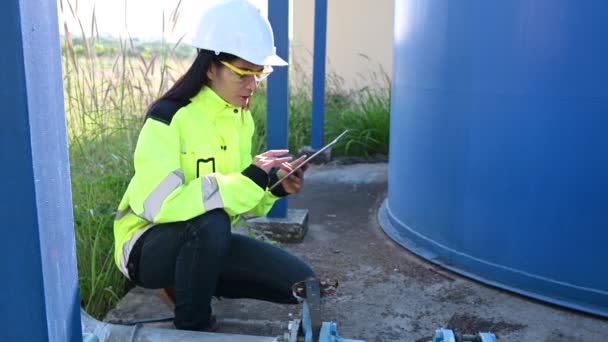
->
[[127, 209, 315, 331]]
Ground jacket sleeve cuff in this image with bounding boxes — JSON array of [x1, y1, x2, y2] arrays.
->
[[269, 170, 289, 197], [242, 164, 269, 190]]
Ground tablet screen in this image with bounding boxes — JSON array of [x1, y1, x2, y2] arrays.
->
[[269, 129, 349, 191]]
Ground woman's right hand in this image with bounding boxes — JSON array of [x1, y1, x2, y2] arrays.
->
[[252, 150, 293, 174]]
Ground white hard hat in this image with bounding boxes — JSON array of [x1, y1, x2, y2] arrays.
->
[[190, 0, 287, 66]]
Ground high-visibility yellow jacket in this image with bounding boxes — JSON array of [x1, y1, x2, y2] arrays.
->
[[113, 86, 280, 272]]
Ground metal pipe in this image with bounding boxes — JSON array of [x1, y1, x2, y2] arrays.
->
[[81, 309, 279, 342]]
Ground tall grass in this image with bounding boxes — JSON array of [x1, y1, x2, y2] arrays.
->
[[60, 0, 193, 318], [250, 71, 390, 157], [60, 0, 389, 319]]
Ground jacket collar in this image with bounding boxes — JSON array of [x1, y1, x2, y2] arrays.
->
[[190, 86, 242, 121]]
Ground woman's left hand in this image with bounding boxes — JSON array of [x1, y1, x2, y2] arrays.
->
[[277, 155, 308, 194]]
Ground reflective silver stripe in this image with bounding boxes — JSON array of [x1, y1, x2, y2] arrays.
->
[[201, 174, 224, 211], [114, 207, 132, 221], [141, 169, 184, 222], [119, 223, 155, 280]]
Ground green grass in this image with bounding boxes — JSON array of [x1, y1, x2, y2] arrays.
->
[[249, 82, 390, 158], [70, 130, 136, 316], [325, 86, 390, 157], [60, 0, 390, 320]]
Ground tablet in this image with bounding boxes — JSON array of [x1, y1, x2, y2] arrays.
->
[[269, 129, 349, 191]]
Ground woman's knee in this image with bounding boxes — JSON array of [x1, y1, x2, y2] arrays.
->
[[292, 258, 315, 283], [301, 262, 316, 279]]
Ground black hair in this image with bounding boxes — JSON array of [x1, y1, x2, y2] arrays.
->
[[147, 49, 238, 112]]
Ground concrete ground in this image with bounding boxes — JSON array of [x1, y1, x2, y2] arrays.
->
[[105, 163, 608, 341]]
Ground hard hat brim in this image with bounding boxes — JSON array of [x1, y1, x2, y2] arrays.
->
[[258, 54, 288, 67]]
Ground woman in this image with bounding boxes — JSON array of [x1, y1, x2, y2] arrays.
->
[[112, 0, 315, 332]]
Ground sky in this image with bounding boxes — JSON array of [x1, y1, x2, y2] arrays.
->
[[57, 0, 273, 42]]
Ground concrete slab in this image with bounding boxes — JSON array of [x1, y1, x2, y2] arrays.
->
[[105, 162, 608, 341], [245, 208, 309, 243], [103, 287, 292, 337]]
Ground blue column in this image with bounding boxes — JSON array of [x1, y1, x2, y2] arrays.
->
[[311, 0, 328, 149], [267, 0, 290, 218], [0, 0, 82, 341]]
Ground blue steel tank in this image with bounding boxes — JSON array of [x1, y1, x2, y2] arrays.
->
[[380, 0, 608, 317]]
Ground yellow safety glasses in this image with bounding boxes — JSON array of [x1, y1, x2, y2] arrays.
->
[[220, 60, 273, 84]]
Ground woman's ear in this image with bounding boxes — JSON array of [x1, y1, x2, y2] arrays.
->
[[207, 63, 216, 81]]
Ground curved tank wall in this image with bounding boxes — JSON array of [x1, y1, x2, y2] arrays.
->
[[381, 1, 608, 317]]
